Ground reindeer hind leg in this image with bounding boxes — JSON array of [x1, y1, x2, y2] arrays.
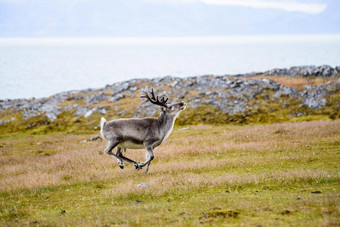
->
[[117, 147, 141, 170], [104, 140, 124, 169]]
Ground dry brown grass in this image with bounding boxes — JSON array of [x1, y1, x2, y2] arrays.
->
[[0, 120, 339, 226], [0, 121, 339, 192], [241, 75, 336, 87]]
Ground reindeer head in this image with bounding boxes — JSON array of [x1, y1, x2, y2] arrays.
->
[[140, 88, 186, 117]]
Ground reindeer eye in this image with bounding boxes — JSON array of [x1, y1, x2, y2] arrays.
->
[[170, 106, 174, 110]]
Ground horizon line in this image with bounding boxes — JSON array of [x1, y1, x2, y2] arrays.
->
[[1, 34, 340, 46]]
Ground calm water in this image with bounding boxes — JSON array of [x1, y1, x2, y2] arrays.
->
[[1, 35, 340, 99]]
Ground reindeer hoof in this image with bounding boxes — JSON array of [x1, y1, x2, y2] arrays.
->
[[119, 163, 124, 169], [134, 163, 142, 170]]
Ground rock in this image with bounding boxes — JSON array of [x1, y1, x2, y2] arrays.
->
[[40, 103, 61, 122], [110, 93, 125, 102], [96, 107, 107, 115], [0, 117, 16, 125], [84, 109, 94, 118], [282, 86, 297, 97], [46, 112, 58, 122], [86, 92, 107, 104], [106, 81, 130, 93], [64, 103, 78, 111], [273, 91, 282, 99], [22, 109, 40, 120], [176, 127, 189, 132], [81, 136, 102, 143], [136, 183, 149, 189], [301, 86, 327, 109], [262, 78, 271, 84], [1, 65, 339, 128], [265, 65, 337, 78], [83, 107, 108, 118], [230, 79, 243, 88], [74, 107, 88, 116], [66, 95, 83, 101], [319, 65, 336, 77], [335, 66, 340, 73]]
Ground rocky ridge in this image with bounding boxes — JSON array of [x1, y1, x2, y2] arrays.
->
[[0, 65, 339, 132]]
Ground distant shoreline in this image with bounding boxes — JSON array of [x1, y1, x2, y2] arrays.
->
[[1, 34, 340, 46]]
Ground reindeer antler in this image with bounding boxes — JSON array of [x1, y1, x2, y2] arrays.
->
[[140, 88, 169, 107]]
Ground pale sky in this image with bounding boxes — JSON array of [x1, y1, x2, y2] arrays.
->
[[0, 0, 338, 37], [2, 0, 329, 14], [201, 0, 327, 14], [145, 0, 327, 14]]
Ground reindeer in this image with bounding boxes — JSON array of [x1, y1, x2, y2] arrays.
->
[[100, 88, 186, 174]]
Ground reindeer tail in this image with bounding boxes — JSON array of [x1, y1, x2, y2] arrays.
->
[[100, 117, 107, 139]]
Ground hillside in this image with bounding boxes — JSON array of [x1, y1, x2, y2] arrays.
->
[[1, 65, 339, 225], [0, 65, 339, 134]]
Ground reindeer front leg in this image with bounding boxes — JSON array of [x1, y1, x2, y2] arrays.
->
[[138, 142, 155, 174], [145, 153, 152, 174]]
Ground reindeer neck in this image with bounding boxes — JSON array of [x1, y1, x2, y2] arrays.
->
[[157, 112, 176, 140]]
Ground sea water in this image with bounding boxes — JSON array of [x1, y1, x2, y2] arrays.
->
[[1, 35, 340, 99]]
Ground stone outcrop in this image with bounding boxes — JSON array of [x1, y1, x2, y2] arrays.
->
[[0, 65, 339, 128]]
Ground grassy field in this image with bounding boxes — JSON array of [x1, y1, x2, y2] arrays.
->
[[0, 120, 339, 226]]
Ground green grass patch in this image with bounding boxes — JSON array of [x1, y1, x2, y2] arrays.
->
[[0, 121, 340, 226]]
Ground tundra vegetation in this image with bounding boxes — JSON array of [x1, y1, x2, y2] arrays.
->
[[0, 66, 339, 226]]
